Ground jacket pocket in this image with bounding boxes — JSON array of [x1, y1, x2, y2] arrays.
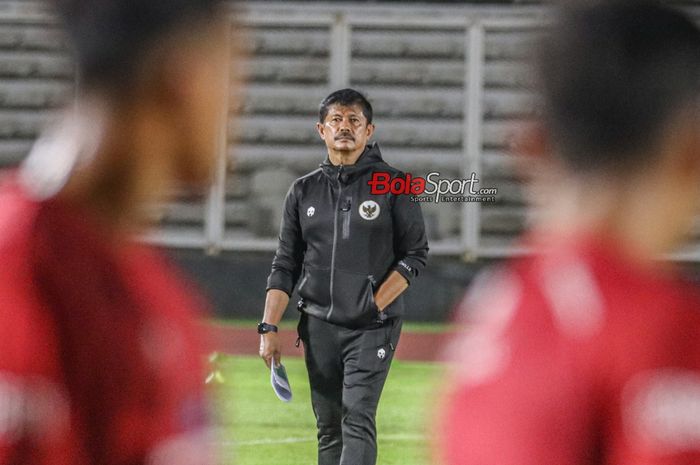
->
[[327, 269, 378, 328], [346, 319, 403, 387], [297, 266, 331, 308]]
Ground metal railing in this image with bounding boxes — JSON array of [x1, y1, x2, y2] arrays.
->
[[4, 2, 700, 261], [185, 9, 544, 259], [0, 2, 543, 258]]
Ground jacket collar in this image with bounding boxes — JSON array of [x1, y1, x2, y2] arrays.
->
[[320, 142, 383, 185]]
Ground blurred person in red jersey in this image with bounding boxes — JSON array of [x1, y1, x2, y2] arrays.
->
[[436, 1, 700, 465], [0, 0, 233, 464]]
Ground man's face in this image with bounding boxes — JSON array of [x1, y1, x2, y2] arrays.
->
[[316, 104, 374, 155]]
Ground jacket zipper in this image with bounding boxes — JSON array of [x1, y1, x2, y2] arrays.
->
[[341, 196, 352, 240], [326, 166, 343, 321], [297, 274, 308, 293]]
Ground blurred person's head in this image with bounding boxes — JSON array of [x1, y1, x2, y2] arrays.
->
[[317, 88, 375, 165], [527, 0, 700, 256], [22, 0, 233, 231]]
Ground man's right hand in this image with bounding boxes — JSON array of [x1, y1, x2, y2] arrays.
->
[[260, 289, 289, 368], [259, 332, 282, 368]]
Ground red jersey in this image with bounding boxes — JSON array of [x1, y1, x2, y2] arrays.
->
[[0, 178, 214, 465], [439, 235, 700, 465]]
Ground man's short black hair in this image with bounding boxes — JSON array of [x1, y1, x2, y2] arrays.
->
[[319, 89, 373, 124], [53, 0, 223, 90], [537, 0, 700, 174]]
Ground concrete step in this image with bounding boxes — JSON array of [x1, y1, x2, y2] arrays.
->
[[230, 115, 525, 150], [0, 51, 73, 79], [481, 204, 527, 235], [246, 26, 540, 62], [235, 84, 536, 120], [0, 25, 68, 52], [0, 139, 32, 166], [0, 79, 72, 108], [0, 109, 58, 139]]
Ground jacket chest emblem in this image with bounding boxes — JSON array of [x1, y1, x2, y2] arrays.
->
[[359, 200, 380, 221], [307, 206, 315, 217]]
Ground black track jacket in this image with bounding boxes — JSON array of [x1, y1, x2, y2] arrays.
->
[[266, 143, 429, 329]]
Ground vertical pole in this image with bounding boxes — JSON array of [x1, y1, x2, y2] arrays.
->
[[462, 21, 485, 261], [204, 20, 233, 255], [329, 13, 351, 90]]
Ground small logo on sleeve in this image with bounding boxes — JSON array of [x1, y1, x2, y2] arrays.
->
[[307, 206, 315, 217], [398, 260, 413, 274], [359, 200, 380, 220], [377, 348, 386, 359]]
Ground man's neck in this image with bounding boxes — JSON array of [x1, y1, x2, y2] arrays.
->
[[538, 171, 688, 262], [328, 147, 365, 166], [57, 99, 175, 235]]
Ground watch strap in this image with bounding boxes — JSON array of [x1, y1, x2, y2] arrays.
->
[[258, 322, 279, 334]]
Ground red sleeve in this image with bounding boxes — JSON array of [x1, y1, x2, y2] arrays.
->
[[28, 203, 214, 465], [0, 274, 74, 465], [436, 266, 601, 465], [437, 259, 700, 465], [0, 198, 213, 465], [0, 194, 74, 465]]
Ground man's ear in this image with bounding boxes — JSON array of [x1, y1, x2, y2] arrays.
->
[[316, 122, 326, 140], [668, 112, 700, 182], [366, 123, 375, 140], [510, 121, 559, 182], [511, 121, 547, 159]]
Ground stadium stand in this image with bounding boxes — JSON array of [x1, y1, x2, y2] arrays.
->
[[0, 5, 72, 177], [1, 1, 699, 264], [228, 5, 542, 254]]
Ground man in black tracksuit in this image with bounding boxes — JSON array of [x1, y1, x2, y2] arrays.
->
[[258, 89, 429, 465]]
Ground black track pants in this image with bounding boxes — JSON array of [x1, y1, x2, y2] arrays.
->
[[298, 312, 402, 465]]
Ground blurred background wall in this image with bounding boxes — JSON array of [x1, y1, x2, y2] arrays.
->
[[1, 1, 699, 321]]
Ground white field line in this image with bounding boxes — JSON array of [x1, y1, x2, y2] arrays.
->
[[226, 433, 425, 447]]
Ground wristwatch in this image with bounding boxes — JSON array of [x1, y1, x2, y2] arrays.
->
[[257, 322, 279, 334]]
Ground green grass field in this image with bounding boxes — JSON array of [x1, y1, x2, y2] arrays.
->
[[213, 318, 455, 334], [213, 355, 443, 465]]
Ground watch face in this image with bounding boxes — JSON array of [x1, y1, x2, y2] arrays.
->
[[258, 323, 276, 334]]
